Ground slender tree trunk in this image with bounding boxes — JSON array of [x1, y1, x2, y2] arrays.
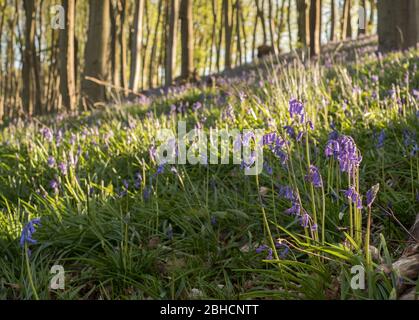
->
[[223, 0, 233, 70], [287, 0, 293, 51], [240, 1, 248, 63], [235, 0, 242, 65], [341, 0, 352, 40], [119, 0, 128, 95], [268, 0, 275, 53], [330, 0, 337, 41], [165, 0, 179, 86], [22, 0, 41, 116], [59, 0, 77, 111], [309, 0, 321, 56], [180, 0, 194, 79], [358, 0, 367, 35], [256, 0, 267, 44], [209, 0, 217, 74], [82, 0, 111, 107], [148, 0, 162, 88], [368, 0, 375, 33], [378, 0, 419, 52], [276, 0, 286, 53], [297, 0, 309, 48], [129, 0, 144, 92]]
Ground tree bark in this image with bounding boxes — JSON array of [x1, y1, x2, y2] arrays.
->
[[165, 0, 179, 86], [82, 0, 111, 107], [129, 0, 144, 92], [60, 0, 77, 111], [378, 0, 419, 52], [180, 0, 194, 80], [309, 0, 321, 56], [341, 0, 352, 40], [22, 0, 42, 116], [297, 0, 309, 48], [223, 0, 233, 70], [330, 0, 337, 41]]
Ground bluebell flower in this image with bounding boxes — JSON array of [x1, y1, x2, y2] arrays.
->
[[41, 127, 53, 142], [289, 98, 305, 123], [47, 156, 55, 168], [283, 125, 296, 139], [376, 130, 385, 149], [50, 179, 59, 194], [58, 162, 68, 176], [285, 202, 301, 216], [305, 165, 322, 188], [20, 218, 41, 255], [299, 213, 310, 228], [255, 244, 269, 254], [263, 162, 273, 175], [278, 185, 295, 201], [344, 186, 363, 209]]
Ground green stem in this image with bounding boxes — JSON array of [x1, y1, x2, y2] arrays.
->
[[24, 245, 39, 300]]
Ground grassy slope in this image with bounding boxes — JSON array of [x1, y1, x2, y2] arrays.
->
[[0, 47, 418, 300]]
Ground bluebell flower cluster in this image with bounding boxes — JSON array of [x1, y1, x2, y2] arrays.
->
[[20, 218, 41, 255], [325, 135, 362, 174]]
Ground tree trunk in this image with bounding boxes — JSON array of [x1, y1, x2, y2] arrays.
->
[[378, 0, 419, 52], [22, 0, 42, 116], [235, 0, 242, 65], [165, 0, 179, 86], [297, 0, 309, 48], [287, 0, 293, 51], [359, 0, 366, 35], [224, 0, 233, 70], [309, 0, 321, 56], [268, 0, 275, 53], [129, 0, 144, 92], [119, 0, 128, 96], [82, 0, 111, 107], [180, 0, 194, 80], [330, 0, 337, 41], [60, 0, 77, 112], [341, 0, 352, 40], [148, 0, 162, 88]]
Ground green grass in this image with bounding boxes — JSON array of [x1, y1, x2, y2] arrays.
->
[[0, 47, 418, 300]]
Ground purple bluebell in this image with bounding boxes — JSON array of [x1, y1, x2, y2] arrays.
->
[[299, 213, 310, 228], [20, 218, 41, 255], [278, 185, 295, 201], [289, 99, 305, 123], [50, 179, 59, 194], [328, 135, 362, 174], [376, 130, 385, 149], [283, 125, 296, 139], [344, 187, 363, 209], [58, 162, 68, 176], [285, 202, 301, 216], [256, 244, 269, 254], [41, 128, 53, 142], [47, 156, 55, 168], [263, 162, 273, 175], [305, 165, 322, 188]]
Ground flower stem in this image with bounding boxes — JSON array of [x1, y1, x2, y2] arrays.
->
[[24, 245, 39, 300]]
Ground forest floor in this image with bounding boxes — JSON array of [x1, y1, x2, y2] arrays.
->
[[0, 40, 418, 300]]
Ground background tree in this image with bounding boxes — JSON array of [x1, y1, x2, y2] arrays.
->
[[130, 0, 144, 92], [165, 0, 179, 86], [180, 0, 194, 80], [378, 0, 419, 52], [82, 0, 111, 107], [309, 0, 321, 56], [59, 0, 77, 111]]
